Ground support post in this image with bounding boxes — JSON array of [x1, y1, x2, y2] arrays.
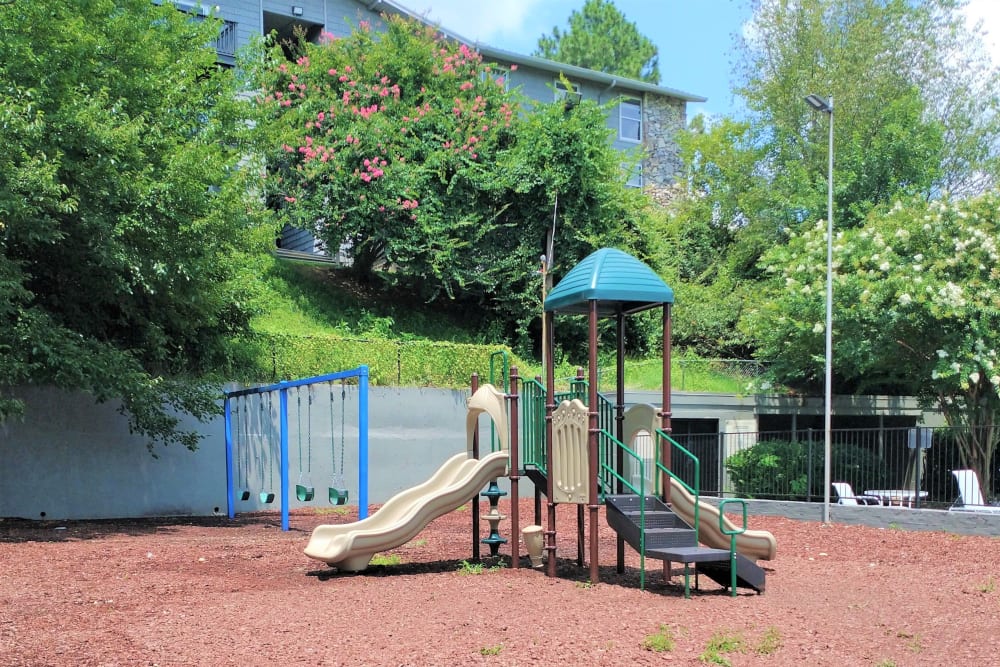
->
[[279, 385, 289, 531], [471, 373, 480, 560], [588, 300, 600, 584], [359, 366, 369, 520], [225, 397, 235, 519], [509, 366, 520, 568], [616, 312, 626, 574], [661, 303, 673, 582], [544, 310, 558, 577]]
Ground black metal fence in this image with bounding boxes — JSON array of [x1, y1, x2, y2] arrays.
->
[[669, 426, 1000, 509]]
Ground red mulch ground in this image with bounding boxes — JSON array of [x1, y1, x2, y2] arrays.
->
[[2, 499, 998, 666]]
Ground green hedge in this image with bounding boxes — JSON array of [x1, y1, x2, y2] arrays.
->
[[725, 439, 886, 500], [222, 333, 517, 387]]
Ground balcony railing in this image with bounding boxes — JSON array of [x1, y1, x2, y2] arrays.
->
[[214, 19, 237, 59]]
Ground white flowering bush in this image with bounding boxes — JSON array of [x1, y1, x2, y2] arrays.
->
[[748, 190, 1000, 492]]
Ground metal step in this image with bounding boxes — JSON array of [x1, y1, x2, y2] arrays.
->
[[605, 493, 767, 595], [605, 494, 697, 553], [643, 527, 698, 550]]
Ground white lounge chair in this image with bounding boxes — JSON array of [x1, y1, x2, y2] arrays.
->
[[832, 482, 881, 506], [949, 469, 1000, 513]]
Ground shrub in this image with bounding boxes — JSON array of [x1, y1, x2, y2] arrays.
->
[[725, 439, 886, 500]]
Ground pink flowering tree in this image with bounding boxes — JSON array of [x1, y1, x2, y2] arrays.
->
[[250, 16, 652, 346], [252, 16, 519, 293]]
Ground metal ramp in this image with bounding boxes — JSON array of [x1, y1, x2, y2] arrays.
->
[[604, 494, 766, 595]]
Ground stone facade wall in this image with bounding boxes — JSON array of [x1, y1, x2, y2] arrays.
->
[[642, 94, 686, 207]]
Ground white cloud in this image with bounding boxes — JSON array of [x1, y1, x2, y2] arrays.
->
[[405, 0, 546, 46], [962, 0, 1000, 65]]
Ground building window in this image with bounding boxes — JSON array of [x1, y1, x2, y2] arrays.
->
[[620, 97, 642, 142], [554, 79, 581, 104], [482, 66, 510, 91], [622, 161, 643, 189]]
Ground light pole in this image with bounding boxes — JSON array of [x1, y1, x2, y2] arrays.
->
[[805, 93, 833, 524]]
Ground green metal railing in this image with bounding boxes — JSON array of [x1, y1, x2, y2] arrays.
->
[[655, 429, 702, 544], [488, 350, 509, 392], [520, 378, 547, 473], [718, 498, 748, 597], [599, 430, 650, 589]]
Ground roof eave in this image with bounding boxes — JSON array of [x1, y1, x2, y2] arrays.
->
[[366, 1, 707, 104], [478, 44, 707, 103]]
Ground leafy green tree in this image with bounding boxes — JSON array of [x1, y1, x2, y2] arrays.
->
[[736, 0, 997, 227], [250, 17, 651, 351], [750, 191, 1000, 492], [661, 0, 998, 355], [534, 0, 660, 84], [0, 0, 266, 449]]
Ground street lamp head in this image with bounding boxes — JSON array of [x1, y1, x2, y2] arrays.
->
[[805, 93, 833, 114]]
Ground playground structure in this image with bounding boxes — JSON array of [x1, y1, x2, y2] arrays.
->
[[299, 248, 776, 595], [224, 366, 370, 531]]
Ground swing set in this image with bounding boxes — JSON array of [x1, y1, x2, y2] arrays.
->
[[224, 366, 370, 531]]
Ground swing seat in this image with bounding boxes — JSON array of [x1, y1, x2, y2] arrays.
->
[[329, 487, 349, 506], [260, 490, 276, 504], [240, 489, 251, 502], [296, 484, 315, 502]]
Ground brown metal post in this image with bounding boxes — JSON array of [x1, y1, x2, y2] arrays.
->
[[588, 300, 600, 584], [616, 311, 626, 574], [545, 310, 558, 577], [471, 373, 480, 560], [509, 366, 520, 569], [660, 304, 673, 502], [534, 375, 543, 526]]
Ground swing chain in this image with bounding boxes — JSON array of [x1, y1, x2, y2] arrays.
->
[[296, 388, 303, 471], [267, 392, 275, 489], [340, 380, 347, 479], [307, 384, 313, 474]]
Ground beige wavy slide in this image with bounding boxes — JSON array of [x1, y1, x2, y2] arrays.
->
[[622, 403, 777, 561], [667, 477, 777, 561], [304, 450, 509, 571]]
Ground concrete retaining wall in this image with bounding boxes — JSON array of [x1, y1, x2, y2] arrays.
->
[[0, 385, 522, 521], [2, 386, 997, 537]]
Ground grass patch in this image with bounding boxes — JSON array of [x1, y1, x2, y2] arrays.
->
[[642, 624, 675, 653], [458, 560, 485, 575], [625, 358, 750, 393], [479, 644, 503, 656], [754, 627, 782, 655], [699, 630, 746, 666], [369, 554, 402, 566], [896, 631, 922, 653], [457, 559, 505, 575], [251, 256, 477, 342], [978, 576, 996, 593], [312, 506, 350, 516], [245, 256, 763, 393]]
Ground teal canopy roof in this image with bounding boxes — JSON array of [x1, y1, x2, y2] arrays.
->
[[544, 248, 674, 316]]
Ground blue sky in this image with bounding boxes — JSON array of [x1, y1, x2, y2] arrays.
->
[[408, 0, 1000, 122]]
